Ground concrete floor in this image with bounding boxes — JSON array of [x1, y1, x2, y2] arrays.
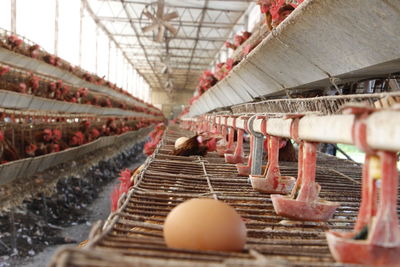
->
[[7, 160, 144, 267]]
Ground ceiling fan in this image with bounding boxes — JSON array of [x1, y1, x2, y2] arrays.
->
[[141, 0, 179, 43]]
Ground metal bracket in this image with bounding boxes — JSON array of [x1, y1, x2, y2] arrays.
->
[[248, 115, 264, 176]]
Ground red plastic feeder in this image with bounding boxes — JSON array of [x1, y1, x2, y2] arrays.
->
[[250, 135, 295, 194], [217, 118, 235, 156], [326, 153, 400, 266], [271, 142, 339, 221], [216, 117, 228, 156], [225, 117, 248, 164], [236, 135, 253, 176], [325, 105, 400, 266]]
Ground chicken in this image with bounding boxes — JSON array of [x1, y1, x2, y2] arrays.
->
[[224, 32, 252, 51], [233, 33, 246, 47], [88, 128, 100, 141], [18, 82, 27, 94], [79, 120, 91, 133], [110, 168, 134, 212], [35, 128, 53, 143], [0, 131, 20, 163], [198, 70, 218, 94], [100, 97, 113, 108], [277, 139, 297, 161], [0, 66, 10, 76], [68, 131, 85, 147], [143, 123, 166, 156], [264, 137, 297, 162], [28, 44, 40, 59], [225, 58, 240, 72], [242, 31, 252, 41], [144, 140, 158, 156], [206, 137, 218, 152], [258, 0, 303, 30], [27, 74, 40, 94], [52, 129, 62, 142], [43, 54, 57, 65], [25, 143, 38, 157], [224, 41, 237, 50], [242, 39, 262, 57], [6, 35, 23, 50], [23, 128, 66, 157], [118, 168, 133, 191]]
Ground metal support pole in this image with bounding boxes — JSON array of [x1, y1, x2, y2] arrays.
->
[[54, 0, 59, 55], [79, 0, 85, 66], [251, 134, 264, 175], [95, 27, 99, 74], [107, 39, 111, 79], [125, 62, 129, 90], [11, 0, 16, 34], [248, 116, 263, 175], [115, 47, 119, 84]]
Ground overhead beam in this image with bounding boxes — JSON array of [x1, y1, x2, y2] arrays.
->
[[120, 45, 217, 52], [98, 16, 244, 29], [127, 53, 215, 59], [183, 0, 210, 89], [97, 0, 249, 12], [133, 61, 210, 67], [114, 33, 227, 42]]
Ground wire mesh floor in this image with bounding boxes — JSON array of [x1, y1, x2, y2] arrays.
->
[[50, 125, 399, 267]]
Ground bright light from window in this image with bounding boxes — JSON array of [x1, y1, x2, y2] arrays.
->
[[0, 0, 11, 31], [58, 0, 80, 66], [16, 0, 55, 53], [0, 0, 153, 103]]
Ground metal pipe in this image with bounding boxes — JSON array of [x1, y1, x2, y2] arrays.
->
[[184, 110, 400, 152]]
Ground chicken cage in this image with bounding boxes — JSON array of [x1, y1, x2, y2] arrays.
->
[[49, 122, 400, 266]]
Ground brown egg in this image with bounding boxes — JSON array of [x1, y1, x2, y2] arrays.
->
[[174, 137, 189, 149], [163, 198, 247, 252]]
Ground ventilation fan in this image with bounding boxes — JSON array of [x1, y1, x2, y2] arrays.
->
[[140, 0, 179, 43]]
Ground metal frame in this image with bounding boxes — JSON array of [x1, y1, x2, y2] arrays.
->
[[84, 0, 252, 93]]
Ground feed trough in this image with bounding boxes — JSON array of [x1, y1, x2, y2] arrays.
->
[[50, 126, 381, 266]]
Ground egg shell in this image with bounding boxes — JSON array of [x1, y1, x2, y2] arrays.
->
[[175, 137, 189, 149], [163, 198, 247, 252]]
